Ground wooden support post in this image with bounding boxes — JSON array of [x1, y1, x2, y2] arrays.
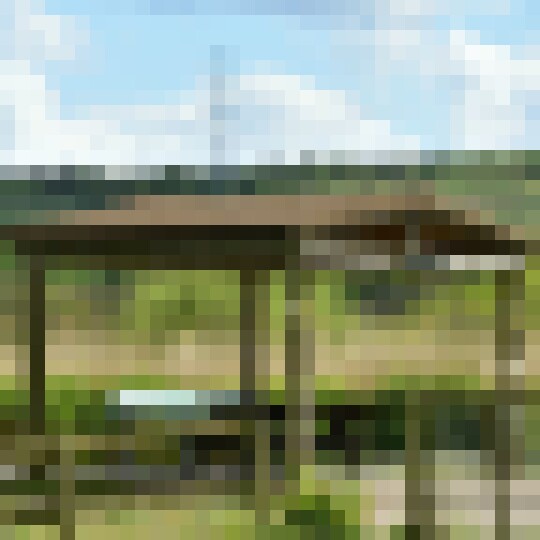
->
[[240, 270, 272, 524], [404, 225, 437, 539], [284, 228, 316, 499], [29, 251, 75, 539], [494, 269, 525, 540], [29, 253, 45, 437], [240, 268, 257, 510]]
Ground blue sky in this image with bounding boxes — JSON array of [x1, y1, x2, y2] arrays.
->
[[42, 0, 539, 98], [1, 0, 540, 163]]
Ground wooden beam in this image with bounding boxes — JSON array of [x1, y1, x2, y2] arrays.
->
[[29, 252, 45, 436]]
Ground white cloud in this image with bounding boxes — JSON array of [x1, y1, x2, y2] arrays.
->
[[0, 0, 420, 165], [448, 30, 540, 148], [383, 0, 511, 17], [334, 25, 540, 149], [0, 69, 421, 164], [11, 0, 89, 65]]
